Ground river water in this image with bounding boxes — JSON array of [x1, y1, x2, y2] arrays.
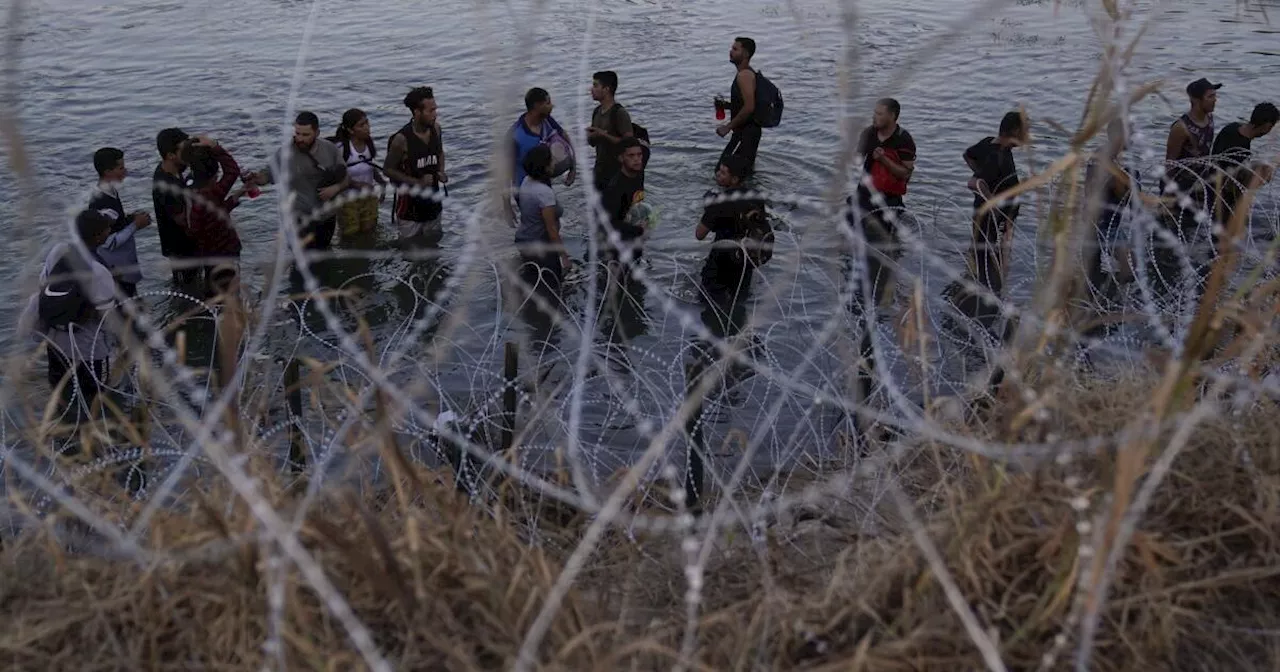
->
[[1, 0, 1278, 479]]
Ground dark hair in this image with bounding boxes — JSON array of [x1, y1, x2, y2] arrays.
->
[[735, 37, 756, 59], [295, 111, 320, 130], [93, 147, 124, 177], [404, 87, 434, 112], [334, 108, 374, 161], [523, 144, 553, 184], [524, 87, 550, 112], [75, 208, 112, 244], [1251, 102, 1279, 127], [157, 128, 188, 159], [719, 155, 749, 180], [182, 145, 219, 186], [999, 111, 1025, 138], [619, 136, 643, 153], [593, 71, 618, 95], [876, 98, 901, 121]]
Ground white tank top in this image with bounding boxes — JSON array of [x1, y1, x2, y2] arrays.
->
[[346, 141, 376, 186]]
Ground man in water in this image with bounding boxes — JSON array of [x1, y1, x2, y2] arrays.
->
[[849, 97, 916, 311], [1151, 78, 1220, 303], [945, 110, 1027, 338], [1081, 118, 1141, 332], [601, 137, 648, 263], [89, 147, 152, 298], [1213, 101, 1277, 168], [1211, 102, 1277, 226], [512, 87, 575, 188], [246, 111, 349, 251], [846, 98, 916, 420], [588, 70, 634, 196], [152, 127, 200, 286], [17, 210, 120, 430], [385, 86, 448, 246], [716, 37, 762, 176], [695, 156, 764, 397]]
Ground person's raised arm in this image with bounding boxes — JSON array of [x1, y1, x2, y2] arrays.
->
[[210, 145, 242, 201]]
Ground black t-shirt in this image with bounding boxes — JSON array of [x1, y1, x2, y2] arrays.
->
[[965, 137, 1019, 210], [1212, 122, 1252, 169], [603, 170, 646, 241], [700, 188, 764, 291], [152, 164, 195, 258], [856, 124, 917, 209], [857, 125, 917, 174]]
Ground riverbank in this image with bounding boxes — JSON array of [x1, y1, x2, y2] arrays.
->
[[2, 373, 1278, 670]]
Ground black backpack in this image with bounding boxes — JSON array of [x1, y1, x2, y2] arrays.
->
[[752, 70, 784, 128], [38, 253, 97, 330], [610, 105, 651, 168]]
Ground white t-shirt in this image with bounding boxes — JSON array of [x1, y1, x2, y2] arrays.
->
[[346, 141, 377, 187], [16, 242, 119, 362]]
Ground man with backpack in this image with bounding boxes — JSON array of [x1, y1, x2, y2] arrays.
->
[[587, 70, 634, 195], [716, 36, 783, 177], [17, 210, 120, 427]]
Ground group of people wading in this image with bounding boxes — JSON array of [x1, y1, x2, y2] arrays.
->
[[14, 26, 1279, 484]]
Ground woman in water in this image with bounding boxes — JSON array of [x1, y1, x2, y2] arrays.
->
[[180, 136, 243, 297], [333, 108, 386, 239]]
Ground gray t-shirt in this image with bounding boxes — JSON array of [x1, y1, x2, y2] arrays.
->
[[16, 242, 119, 363], [265, 138, 348, 222], [515, 177, 561, 244]]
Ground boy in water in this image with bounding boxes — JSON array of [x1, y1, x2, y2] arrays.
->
[[89, 147, 152, 297]]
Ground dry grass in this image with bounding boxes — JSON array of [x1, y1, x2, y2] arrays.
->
[[2, 377, 1279, 671]]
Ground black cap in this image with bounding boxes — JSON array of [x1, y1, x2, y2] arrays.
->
[[1186, 78, 1222, 99]]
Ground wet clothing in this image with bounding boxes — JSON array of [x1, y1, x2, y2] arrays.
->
[[719, 71, 763, 173], [89, 184, 143, 287], [515, 177, 561, 245], [602, 170, 646, 242], [390, 122, 444, 228], [854, 124, 916, 229], [512, 113, 570, 185], [700, 187, 763, 296], [152, 164, 197, 264], [263, 138, 347, 249], [590, 103, 633, 191], [19, 242, 118, 354], [1168, 112, 1215, 191], [185, 145, 243, 260], [342, 139, 379, 187]]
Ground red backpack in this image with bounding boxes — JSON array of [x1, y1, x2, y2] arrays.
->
[[870, 147, 908, 197]]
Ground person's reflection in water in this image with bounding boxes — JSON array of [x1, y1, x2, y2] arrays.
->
[[391, 234, 452, 339], [512, 145, 572, 372], [693, 157, 763, 403], [598, 262, 648, 373]]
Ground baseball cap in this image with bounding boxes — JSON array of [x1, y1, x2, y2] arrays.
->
[[1186, 78, 1222, 99]]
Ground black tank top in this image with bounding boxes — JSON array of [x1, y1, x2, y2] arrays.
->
[[729, 71, 758, 129], [1168, 113, 1215, 189], [392, 122, 443, 222]]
